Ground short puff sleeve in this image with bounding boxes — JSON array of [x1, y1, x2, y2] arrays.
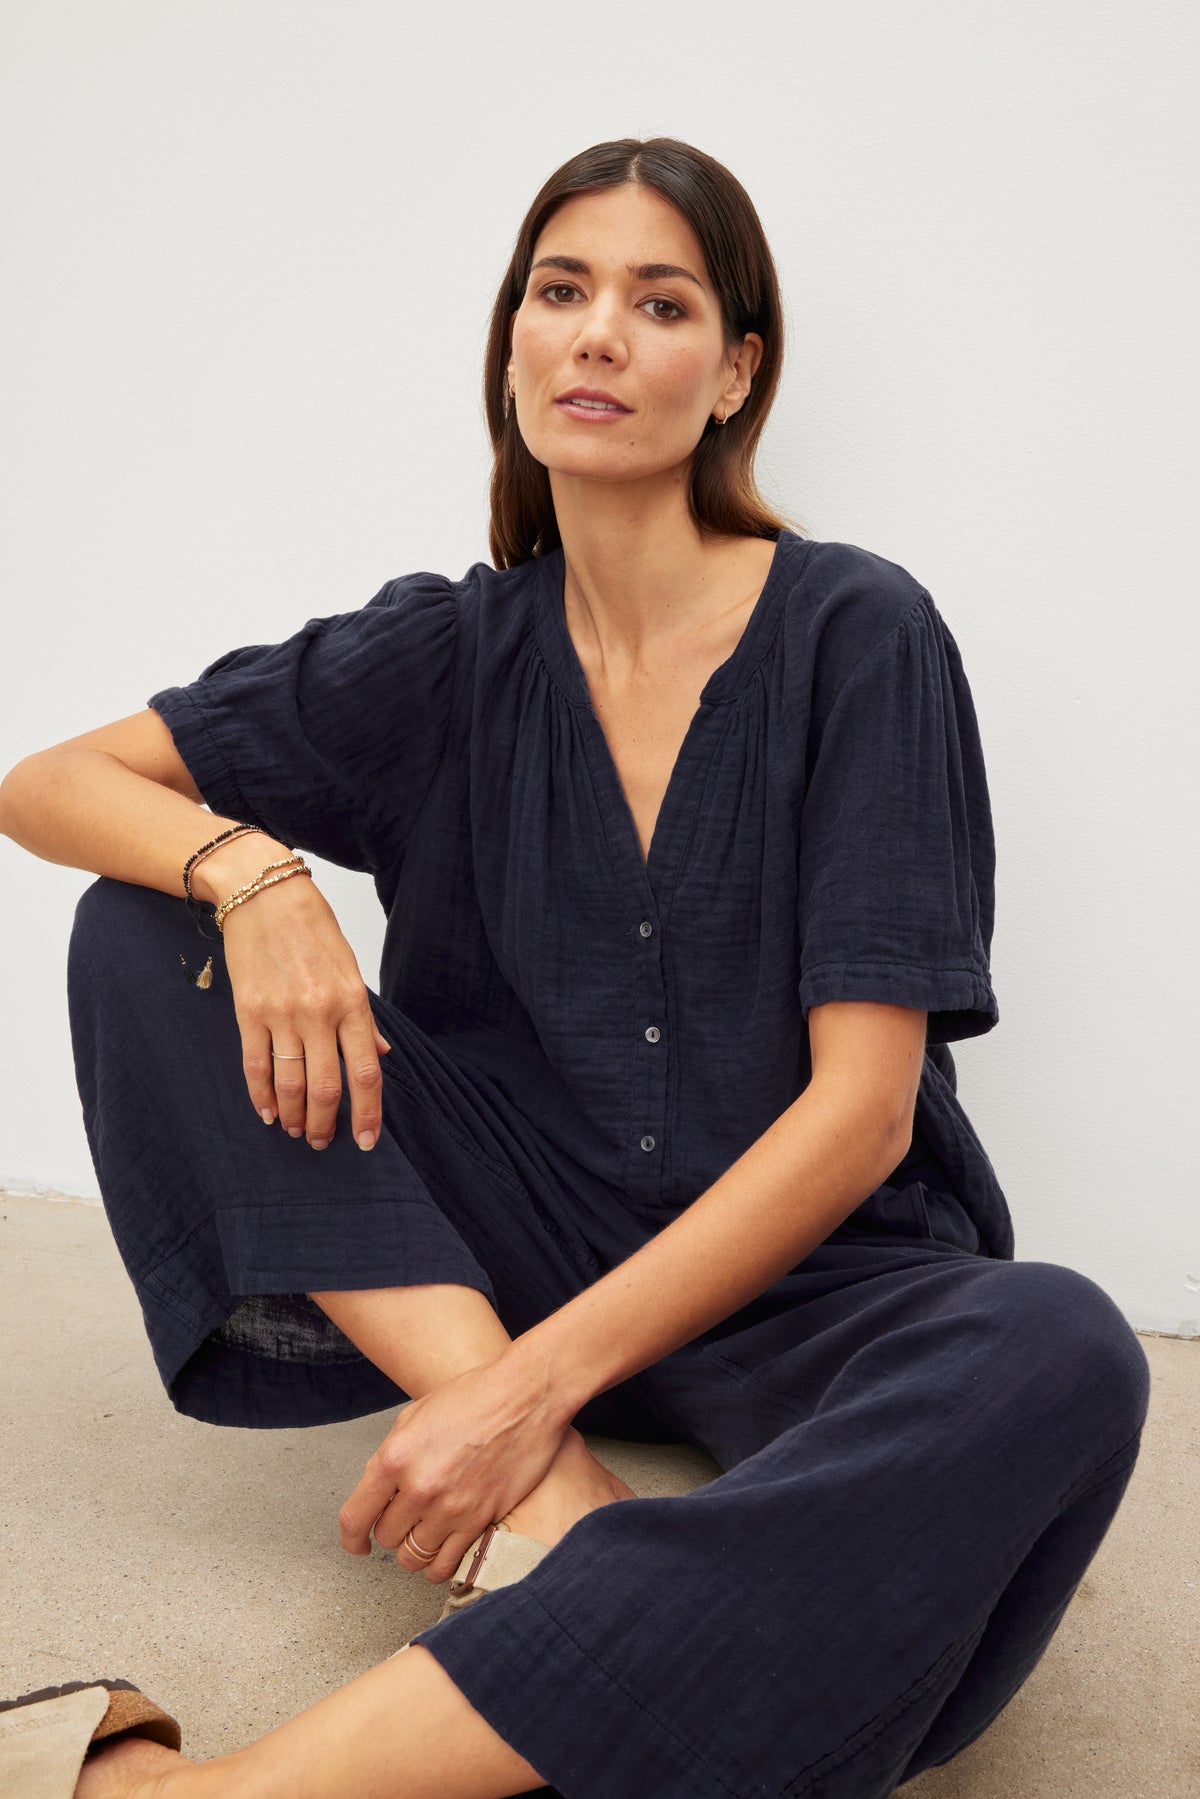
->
[[797, 591, 998, 1043], [147, 571, 457, 875]]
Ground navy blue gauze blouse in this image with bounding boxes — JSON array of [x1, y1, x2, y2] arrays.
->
[[148, 528, 1013, 1263]]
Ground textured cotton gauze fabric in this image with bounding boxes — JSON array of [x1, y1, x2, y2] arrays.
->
[[147, 529, 1011, 1269], [85, 542, 1150, 1799]]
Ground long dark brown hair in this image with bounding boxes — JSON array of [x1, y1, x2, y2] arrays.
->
[[484, 137, 806, 569]]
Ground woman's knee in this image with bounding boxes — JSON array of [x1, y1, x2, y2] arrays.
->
[[68, 875, 226, 1036], [72, 873, 172, 937], [987, 1260, 1151, 1449], [70, 876, 196, 979]]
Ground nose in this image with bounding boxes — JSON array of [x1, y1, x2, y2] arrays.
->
[[572, 291, 629, 365]]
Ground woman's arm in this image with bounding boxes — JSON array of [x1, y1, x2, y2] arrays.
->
[[0, 709, 391, 1151], [337, 1000, 928, 1559], [508, 998, 928, 1423], [0, 708, 295, 904]]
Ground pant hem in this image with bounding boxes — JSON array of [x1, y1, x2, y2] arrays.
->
[[410, 1583, 742, 1799]]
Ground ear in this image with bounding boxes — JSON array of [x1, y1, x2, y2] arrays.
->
[[737, 332, 765, 385], [718, 334, 765, 418], [726, 336, 766, 395]]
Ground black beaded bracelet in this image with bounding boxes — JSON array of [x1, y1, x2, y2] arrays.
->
[[179, 823, 267, 988], [182, 824, 266, 901]]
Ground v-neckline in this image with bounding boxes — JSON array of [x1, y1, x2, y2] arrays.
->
[[534, 531, 794, 890]]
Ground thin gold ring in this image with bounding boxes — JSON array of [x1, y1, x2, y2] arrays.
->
[[270, 1052, 306, 1060], [404, 1530, 437, 1561]]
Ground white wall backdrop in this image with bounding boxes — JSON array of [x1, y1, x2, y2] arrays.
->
[[2, 1, 1196, 1333]]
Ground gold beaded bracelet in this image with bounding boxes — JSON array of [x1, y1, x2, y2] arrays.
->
[[182, 824, 268, 903], [213, 856, 312, 931]]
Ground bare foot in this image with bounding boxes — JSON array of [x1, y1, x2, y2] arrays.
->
[[75, 1734, 193, 1798], [502, 1425, 636, 1547]]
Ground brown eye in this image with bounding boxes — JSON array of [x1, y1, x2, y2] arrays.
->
[[640, 298, 686, 322]]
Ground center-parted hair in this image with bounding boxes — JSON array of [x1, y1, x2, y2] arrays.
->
[[484, 136, 805, 569]]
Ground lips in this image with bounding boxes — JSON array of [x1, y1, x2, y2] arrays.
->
[[555, 387, 631, 412]]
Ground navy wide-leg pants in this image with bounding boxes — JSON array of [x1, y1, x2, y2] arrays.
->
[[67, 878, 1151, 1798]]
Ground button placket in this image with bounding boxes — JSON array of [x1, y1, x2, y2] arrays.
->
[[629, 915, 667, 1188]]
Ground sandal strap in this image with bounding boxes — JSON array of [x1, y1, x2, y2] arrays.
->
[[451, 1521, 552, 1593], [0, 1680, 180, 1752], [0, 1686, 110, 1798], [0, 1680, 181, 1799]]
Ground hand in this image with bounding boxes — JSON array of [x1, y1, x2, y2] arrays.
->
[[337, 1353, 571, 1584], [193, 835, 391, 1151]]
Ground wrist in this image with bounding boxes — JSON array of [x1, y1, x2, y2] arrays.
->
[[188, 830, 295, 908], [502, 1319, 596, 1431]]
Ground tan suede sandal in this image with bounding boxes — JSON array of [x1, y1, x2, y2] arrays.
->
[[0, 1678, 181, 1798], [438, 1519, 553, 1620]]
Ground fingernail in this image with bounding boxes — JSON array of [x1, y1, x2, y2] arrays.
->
[[260, 1109, 275, 1125], [310, 1138, 330, 1152], [357, 1131, 377, 1151], [288, 1127, 303, 1139]]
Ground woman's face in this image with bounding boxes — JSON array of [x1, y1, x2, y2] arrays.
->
[[508, 183, 761, 489]]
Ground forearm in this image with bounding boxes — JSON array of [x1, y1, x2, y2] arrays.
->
[[509, 1080, 908, 1427], [0, 748, 289, 904]]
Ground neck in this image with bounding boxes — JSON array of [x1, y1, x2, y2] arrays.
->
[[550, 473, 757, 674]]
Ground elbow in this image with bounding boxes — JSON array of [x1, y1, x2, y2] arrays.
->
[[0, 750, 72, 843], [870, 1109, 915, 1192], [887, 1117, 914, 1180], [892, 1092, 916, 1166], [0, 756, 33, 838]]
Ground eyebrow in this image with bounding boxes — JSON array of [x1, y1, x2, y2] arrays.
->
[[529, 254, 704, 291]]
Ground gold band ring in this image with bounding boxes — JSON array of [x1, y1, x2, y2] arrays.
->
[[270, 1052, 306, 1060], [404, 1530, 437, 1561]]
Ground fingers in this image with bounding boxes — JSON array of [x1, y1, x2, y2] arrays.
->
[[338, 1457, 394, 1557], [240, 1005, 390, 1150], [339, 1002, 386, 1153], [395, 1517, 476, 1586], [223, 893, 390, 1148], [374, 1494, 471, 1582], [275, 997, 385, 1151], [338, 1443, 480, 1586], [238, 1009, 309, 1139], [301, 1031, 344, 1150], [242, 1022, 280, 1126], [341, 1475, 474, 1590]]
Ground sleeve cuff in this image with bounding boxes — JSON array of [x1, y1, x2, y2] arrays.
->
[[799, 959, 999, 1043], [147, 684, 261, 831]]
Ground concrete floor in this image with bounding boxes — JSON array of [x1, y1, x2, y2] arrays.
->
[[1, 1191, 1196, 1797]]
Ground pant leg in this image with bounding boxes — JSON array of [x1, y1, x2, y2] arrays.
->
[[66, 876, 666, 1437], [409, 1248, 1151, 1799]]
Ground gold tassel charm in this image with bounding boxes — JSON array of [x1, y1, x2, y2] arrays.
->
[[180, 953, 214, 989]]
